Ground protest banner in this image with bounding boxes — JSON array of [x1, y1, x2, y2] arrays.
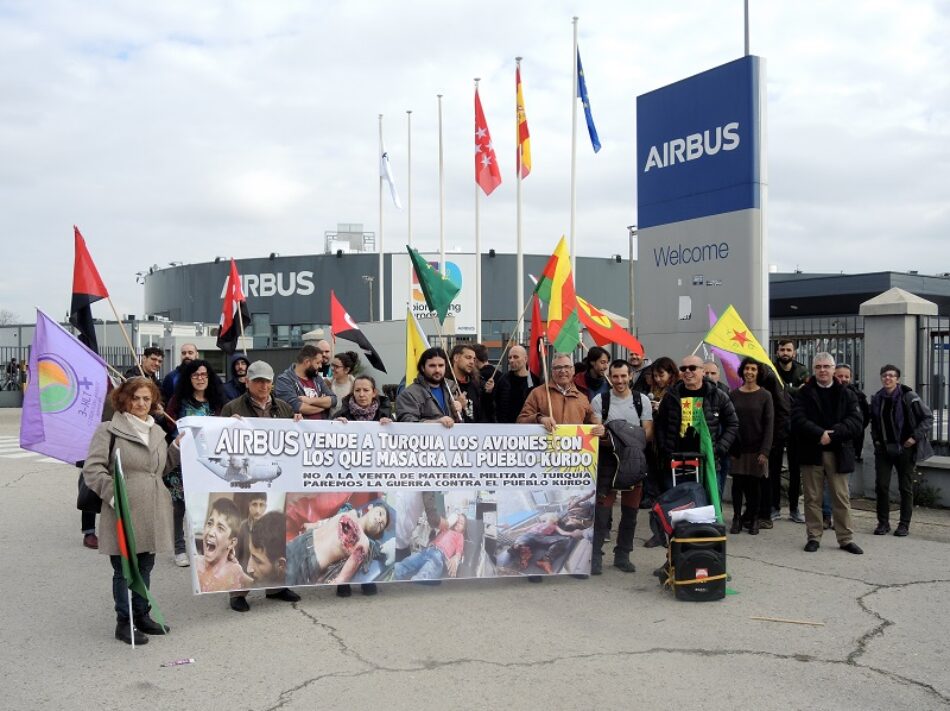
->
[[178, 418, 599, 593]]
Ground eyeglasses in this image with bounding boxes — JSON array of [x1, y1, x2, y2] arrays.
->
[[551, 365, 573, 371], [679, 365, 700, 372], [191, 372, 209, 380], [881, 373, 899, 379]]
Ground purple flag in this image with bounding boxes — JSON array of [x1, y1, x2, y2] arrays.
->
[[20, 309, 109, 463], [707, 305, 743, 390]]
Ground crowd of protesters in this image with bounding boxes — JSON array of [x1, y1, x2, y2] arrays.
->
[[79, 336, 933, 644]]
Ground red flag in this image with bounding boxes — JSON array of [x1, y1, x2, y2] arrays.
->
[[70, 226, 109, 353], [475, 88, 502, 195], [528, 294, 544, 380], [330, 291, 387, 373], [217, 259, 250, 354], [576, 295, 644, 356]]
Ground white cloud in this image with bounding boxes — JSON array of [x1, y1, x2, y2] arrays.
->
[[0, 0, 948, 322]]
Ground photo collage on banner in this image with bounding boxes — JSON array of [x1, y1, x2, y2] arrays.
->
[[181, 419, 598, 594]]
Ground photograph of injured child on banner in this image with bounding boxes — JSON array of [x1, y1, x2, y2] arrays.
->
[[178, 418, 598, 592], [496, 489, 595, 576]]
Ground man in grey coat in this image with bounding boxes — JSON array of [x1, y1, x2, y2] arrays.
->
[[396, 347, 461, 427]]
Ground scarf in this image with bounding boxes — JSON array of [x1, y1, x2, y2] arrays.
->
[[347, 397, 380, 421], [123, 412, 155, 445]]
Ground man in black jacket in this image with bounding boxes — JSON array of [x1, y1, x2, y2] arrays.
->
[[869, 364, 934, 537], [493, 345, 537, 423], [791, 352, 864, 554], [657, 355, 739, 494], [772, 339, 810, 523]]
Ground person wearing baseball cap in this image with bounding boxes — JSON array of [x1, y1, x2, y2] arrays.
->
[[220, 360, 301, 611]]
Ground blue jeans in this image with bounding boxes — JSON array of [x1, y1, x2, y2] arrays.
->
[[394, 547, 445, 580], [110, 552, 155, 623]]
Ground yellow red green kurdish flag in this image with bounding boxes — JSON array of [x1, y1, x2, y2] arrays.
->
[[576, 295, 644, 356], [703, 305, 782, 381], [534, 236, 580, 353]]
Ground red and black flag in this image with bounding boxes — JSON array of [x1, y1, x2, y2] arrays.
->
[[528, 293, 544, 382], [70, 226, 109, 354], [330, 291, 386, 373], [217, 258, 250, 354]]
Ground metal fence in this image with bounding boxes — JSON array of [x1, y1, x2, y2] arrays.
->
[[918, 315, 950, 444], [769, 315, 866, 385]]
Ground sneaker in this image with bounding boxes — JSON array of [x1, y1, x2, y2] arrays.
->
[[174, 553, 190, 567], [804, 540, 820, 552], [758, 519, 773, 530], [840, 542, 864, 555], [643, 534, 662, 548], [789, 510, 806, 524], [873, 522, 891, 535], [894, 522, 909, 537], [83, 533, 99, 549], [770, 508, 781, 521], [360, 583, 378, 596]]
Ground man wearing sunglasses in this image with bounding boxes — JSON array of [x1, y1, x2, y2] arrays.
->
[[657, 355, 738, 494]]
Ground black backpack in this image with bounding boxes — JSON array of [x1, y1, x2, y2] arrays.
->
[[600, 391, 648, 489]]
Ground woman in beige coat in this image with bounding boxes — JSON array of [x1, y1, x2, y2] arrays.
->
[[82, 377, 177, 645]]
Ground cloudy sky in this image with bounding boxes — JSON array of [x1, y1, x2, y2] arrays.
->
[[1, 1, 947, 323]]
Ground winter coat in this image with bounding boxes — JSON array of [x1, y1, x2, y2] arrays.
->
[[494, 371, 538, 424], [82, 413, 176, 556], [220, 392, 295, 419], [773, 359, 809, 397], [395, 376, 461, 422], [761, 368, 792, 442], [222, 353, 250, 402], [332, 394, 394, 421], [657, 379, 739, 458], [274, 364, 337, 416], [516, 383, 596, 426], [870, 384, 934, 462], [791, 380, 862, 473]]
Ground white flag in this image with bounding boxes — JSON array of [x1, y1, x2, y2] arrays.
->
[[380, 147, 403, 210]]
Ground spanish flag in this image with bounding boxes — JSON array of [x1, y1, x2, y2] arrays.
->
[[516, 65, 531, 179], [703, 305, 781, 382]]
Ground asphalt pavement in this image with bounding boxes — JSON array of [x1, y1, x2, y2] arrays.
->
[[1, 407, 948, 711]]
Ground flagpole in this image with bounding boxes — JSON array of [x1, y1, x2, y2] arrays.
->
[[474, 78, 482, 344], [432, 319, 463, 423], [406, 109, 413, 316], [378, 114, 385, 323], [105, 298, 144, 377], [236, 302, 247, 355], [438, 94, 446, 283], [515, 57, 525, 345], [570, 16, 579, 277], [539, 337, 554, 422], [128, 588, 135, 649]]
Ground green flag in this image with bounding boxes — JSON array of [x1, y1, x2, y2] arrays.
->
[[406, 246, 460, 324], [689, 398, 723, 524], [114, 450, 166, 629]]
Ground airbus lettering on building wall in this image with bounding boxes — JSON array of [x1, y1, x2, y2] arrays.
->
[[219, 271, 315, 298], [635, 55, 768, 358]]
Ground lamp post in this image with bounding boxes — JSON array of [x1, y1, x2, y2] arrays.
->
[[362, 275, 375, 321], [627, 224, 638, 336]]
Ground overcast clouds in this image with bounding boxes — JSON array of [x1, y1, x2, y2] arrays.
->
[[1, 1, 947, 323]]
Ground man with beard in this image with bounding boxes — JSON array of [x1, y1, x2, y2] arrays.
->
[[473, 343, 496, 422], [275, 345, 337, 420], [396, 347, 462, 427], [770, 339, 810, 524], [124, 346, 164, 386], [834, 364, 871, 463], [494, 345, 538, 423], [222, 353, 250, 402], [315, 339, 333, 378], [246, 511, 289, 587], [160, 343, 198, 403], [451, 343, 486, 423]]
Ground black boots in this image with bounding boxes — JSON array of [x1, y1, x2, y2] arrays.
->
[[115, 622, 148, 645]]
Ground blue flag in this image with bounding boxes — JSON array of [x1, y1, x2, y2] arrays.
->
[[576, 48, 601, 153]]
